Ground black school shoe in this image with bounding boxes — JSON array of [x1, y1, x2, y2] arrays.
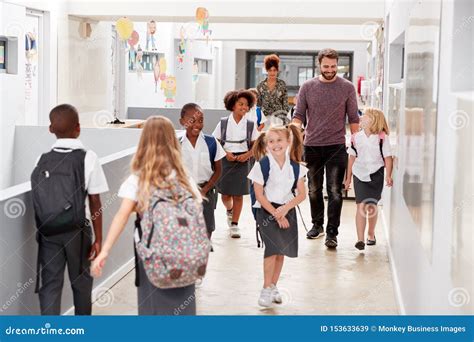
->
[[325, 236, 338, 248], [366, 236, 376, 246], [355, 241, 365, 250], [306, 225, 325, 239]]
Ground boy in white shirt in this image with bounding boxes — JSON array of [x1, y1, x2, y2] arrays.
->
[[31, 104, 109, 315], [179, 103, 226, 243]]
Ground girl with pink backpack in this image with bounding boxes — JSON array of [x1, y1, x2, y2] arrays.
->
[[344, 108, 394, 251]]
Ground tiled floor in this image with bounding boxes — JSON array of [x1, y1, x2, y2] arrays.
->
[[93, 196, 399, 315]]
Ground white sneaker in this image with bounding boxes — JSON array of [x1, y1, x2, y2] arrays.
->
[[229, 224, 241, 238], [226, 209, 233, 227], [270, 284, 282, 304], [258, 287, 272, 307]]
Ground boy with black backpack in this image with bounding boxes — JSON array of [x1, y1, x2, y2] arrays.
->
[[179, 103, 226, 246], [31, 104, 108, 315]]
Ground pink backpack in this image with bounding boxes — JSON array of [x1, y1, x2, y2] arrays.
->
[[135, 180, 211, 289]]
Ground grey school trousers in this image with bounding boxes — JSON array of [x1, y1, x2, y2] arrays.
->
[[37, 225, 93, 315]]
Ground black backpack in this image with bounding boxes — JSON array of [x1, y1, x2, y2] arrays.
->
[[31, 148, 87, 236]]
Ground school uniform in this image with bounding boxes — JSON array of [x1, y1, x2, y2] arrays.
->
[[348, 131, 392, 204], [245, 107, 267, 127], [118, 173, 201, 315], [36, 139, 109, 315], [212, 114, 258, 195], [247, 153, 308, 258], [180, 133, 226, 235]]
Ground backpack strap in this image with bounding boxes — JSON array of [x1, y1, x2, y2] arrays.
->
[[379, 132, 385, 162], [260, 156, 271, 186], [220, 117, 228, 145], [290, 160, 300, 193], [203, 134, 217, 171], [256, 107, 262, 126], [350, 133, 358, 157], [246, 120, 254, 150]]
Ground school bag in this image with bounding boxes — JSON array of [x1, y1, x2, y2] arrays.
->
[[350, 132, 386, 163], [31, 148, 87, 236], [219, 117, 254, 149], [256, 106, 263, 126], [249, 156, 307, 247], [134, 180, 211, 289]]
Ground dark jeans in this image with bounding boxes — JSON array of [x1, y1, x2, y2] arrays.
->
[[304, 144, 347, 237]]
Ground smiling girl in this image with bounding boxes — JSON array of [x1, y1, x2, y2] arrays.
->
[[248, 124, 307, 307]]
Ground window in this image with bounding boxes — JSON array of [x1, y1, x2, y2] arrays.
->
[[0, 39, 6, 71], [128, 51, 164, 72], [298, 67, 312, 85], [246, 51, 353, 97], [194, 58, 212, 74]]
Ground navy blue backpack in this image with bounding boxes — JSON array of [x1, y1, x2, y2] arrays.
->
[[249, 156, 307, 247]]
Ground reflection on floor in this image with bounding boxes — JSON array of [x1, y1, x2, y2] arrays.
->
[[93, 196, 399, 315]]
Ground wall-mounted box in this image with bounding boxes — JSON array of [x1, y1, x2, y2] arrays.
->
[[0, 36, 18, 74]]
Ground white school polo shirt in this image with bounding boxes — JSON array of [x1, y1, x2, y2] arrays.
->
[[348, 131, 392, 182], [180, 133, 226, 184], [118, 171, 202, 203], [245, 107, 267, 126], [36, 138, 109, 195], [247, 152, 308, 208], [212, 114, 258, 153]]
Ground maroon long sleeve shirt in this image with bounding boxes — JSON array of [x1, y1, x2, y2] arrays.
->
[[293, 76, 360, 146]]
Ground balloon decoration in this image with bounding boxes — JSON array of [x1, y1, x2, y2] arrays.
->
[[128, 30, 139, 49], [161, 76, 177, 107], [116, 17, 134, 40], [146, 20, 157, 51]]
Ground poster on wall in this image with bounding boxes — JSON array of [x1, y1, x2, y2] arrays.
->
[[24, 15, 39, 125], [0, 41, 5, 69]]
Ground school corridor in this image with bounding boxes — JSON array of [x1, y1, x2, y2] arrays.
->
[[0, 0, 472, 318]]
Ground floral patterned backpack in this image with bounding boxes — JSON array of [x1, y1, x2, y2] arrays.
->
[[135, 180, 211, 289]]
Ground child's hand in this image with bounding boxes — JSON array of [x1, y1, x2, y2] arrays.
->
[[274, 205, 289, 220], [226, 152, 236, 162], [88, 240, 102, 261], [277, 217, 290, 229], [257, 124, 265, 132], [344, 177, 352, 191], [386, 176, 393, 187], [91, 251, 108, 277], [236, 153, 250, 162]]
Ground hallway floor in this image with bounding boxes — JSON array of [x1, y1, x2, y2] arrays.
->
[[93, 197, 399, 315]]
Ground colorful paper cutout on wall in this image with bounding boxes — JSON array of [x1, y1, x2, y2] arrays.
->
[[158, 57, 167, 81], [154, 57, 161, 92], [196, 7, 211, 40], [116, 17, 134, 40], [177, 26, 187, 68], [136, 45, 144, 78], [146, 20, 157, 51], [161, 75, 177, 107]]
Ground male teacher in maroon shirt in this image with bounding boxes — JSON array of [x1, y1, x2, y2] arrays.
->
[[292, 49, 359, 248]]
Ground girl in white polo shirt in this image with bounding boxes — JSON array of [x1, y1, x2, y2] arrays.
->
[[344, 107, 393, 251], [212, 90, 258, 238], [248, 124, 307, 308]]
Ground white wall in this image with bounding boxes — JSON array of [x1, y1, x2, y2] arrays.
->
[[0, 0, 61, 190], [381, 0, 473, 314]]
